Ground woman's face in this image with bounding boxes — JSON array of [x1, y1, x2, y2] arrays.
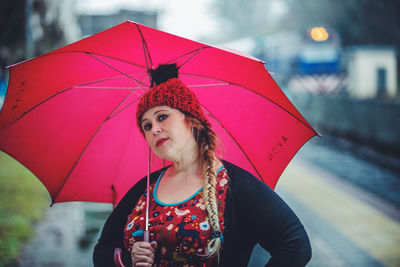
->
[[140, 106, 196, 162]]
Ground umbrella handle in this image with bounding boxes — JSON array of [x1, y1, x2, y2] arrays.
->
[[113, 229, 149, 267], [144, 146, 151, 243], [144, 230, 150, 242], [114, 247, 125, 267]]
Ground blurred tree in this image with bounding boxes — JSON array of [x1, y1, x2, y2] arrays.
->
[[0, 0, 26, 68], [30, 0, 65, 55], [0, 0, 77, 70]]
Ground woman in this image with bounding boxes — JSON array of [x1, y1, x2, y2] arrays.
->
[[93, 64, 311, 266]]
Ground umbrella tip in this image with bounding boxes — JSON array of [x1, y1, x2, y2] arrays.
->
[[150, 63, 179, 87]]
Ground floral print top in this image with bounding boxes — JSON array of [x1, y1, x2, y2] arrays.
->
[[124, 166, 229, 266]]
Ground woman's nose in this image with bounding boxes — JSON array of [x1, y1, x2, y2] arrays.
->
[[151, 123, 162, 135]]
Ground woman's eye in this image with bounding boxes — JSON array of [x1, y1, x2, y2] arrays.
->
[[143, 123, 152, 131], [158, 114, 168, 122]]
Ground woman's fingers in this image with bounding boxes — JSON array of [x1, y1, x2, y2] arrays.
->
[[132, 254, 154, 266], [135, 241, 156, 255], [134, 262, 153, 267], [133, 255, 153, 266], [150, 241, 157, 250], [133, 247, 153, 257], [131, 241, 157, 267]]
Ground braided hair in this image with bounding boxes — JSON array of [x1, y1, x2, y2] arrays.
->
[[185, 116, 222, 256]]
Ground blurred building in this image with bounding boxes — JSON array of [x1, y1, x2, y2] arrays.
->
[[79, 9, 157, 37], [345, 46, 398, 99]]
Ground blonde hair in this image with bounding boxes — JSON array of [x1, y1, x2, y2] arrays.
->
[[185, 116, 222, 256]]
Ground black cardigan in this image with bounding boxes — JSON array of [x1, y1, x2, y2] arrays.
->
[[93, 161, 311, 266]]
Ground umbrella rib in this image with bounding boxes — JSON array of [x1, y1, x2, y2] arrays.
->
[[175, 48, 205, 69], [0, 87, 73, 133], [200, 106, 266, 183], [73, 70, 149, 89], [52, 89, 141, 204], [88, 54, 146, 86], [135, 24, 153, 81], [72, 84, 145, 119], [9, 50, 146, 70], [75, 72, 144, 88], [166, 46, 211, 67], [107, 95, 142, 120], [73, 86, 148, 90], [187, 83, 229, 88], [103, 74, 151, 119], [241, 91, 318, 136]]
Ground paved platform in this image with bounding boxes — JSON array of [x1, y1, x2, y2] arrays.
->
[[274, 157, 400, 267]]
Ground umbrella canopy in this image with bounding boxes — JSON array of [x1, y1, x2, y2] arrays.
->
[[0, 21, 318, 205]]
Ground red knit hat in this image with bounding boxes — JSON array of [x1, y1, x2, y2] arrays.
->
[[136, 64, 209, 133]]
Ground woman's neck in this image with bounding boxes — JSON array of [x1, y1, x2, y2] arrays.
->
[[167, 138, 200, 174], [172, 152, 201, 176]]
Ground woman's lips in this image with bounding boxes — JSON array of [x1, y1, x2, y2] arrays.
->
[[156, 138, 168, 147]]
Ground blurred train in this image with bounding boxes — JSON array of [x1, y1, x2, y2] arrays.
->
[[221, 27, 346, 95], [296, 27, 341, 75]]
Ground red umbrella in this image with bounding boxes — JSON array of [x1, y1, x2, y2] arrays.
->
[[0, 21, 318, 206]]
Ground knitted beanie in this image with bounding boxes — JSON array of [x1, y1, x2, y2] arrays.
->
[[136, 64, 209, 133]]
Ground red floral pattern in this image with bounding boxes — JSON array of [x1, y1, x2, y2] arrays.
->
[[124, 167, 229, 266]]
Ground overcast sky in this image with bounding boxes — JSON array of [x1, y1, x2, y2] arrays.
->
[[76, 0, 221, 41]]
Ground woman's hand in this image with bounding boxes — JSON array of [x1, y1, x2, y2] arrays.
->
[[131, 241, 157, 267]]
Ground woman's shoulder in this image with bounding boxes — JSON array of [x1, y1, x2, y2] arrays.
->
[[222, 160, 264, 185], [221, 160, 275, 199]]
